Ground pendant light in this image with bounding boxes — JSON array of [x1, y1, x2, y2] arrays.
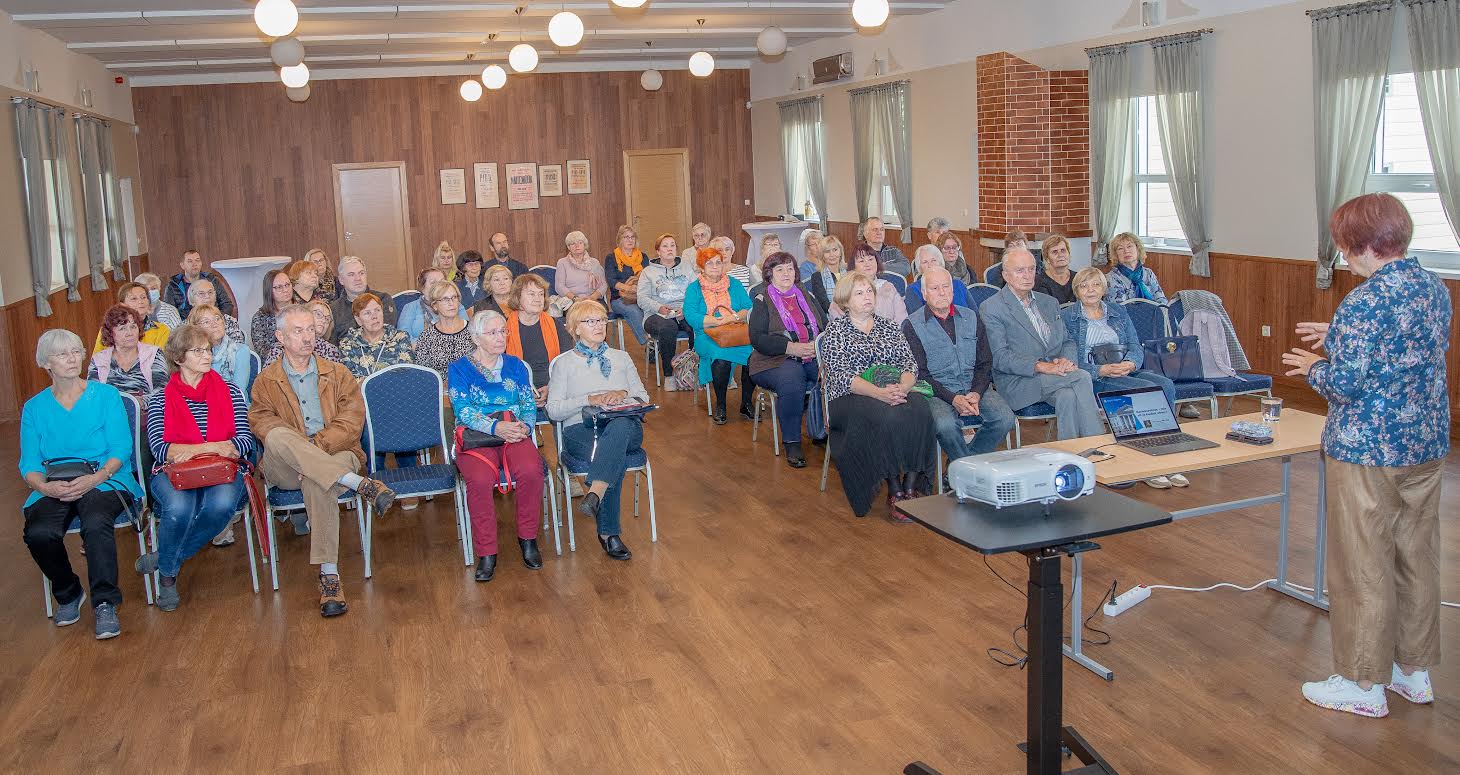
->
[[851, 0, 890, 29], [280, 63, 309, 88], [254, 0, 299, 38], [483, 64, 508, 90], [460, 79, 484, 102]]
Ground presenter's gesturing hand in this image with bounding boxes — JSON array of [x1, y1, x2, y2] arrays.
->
[[1282, 348, 1325, 377], [1295, 321, 1330, 350]]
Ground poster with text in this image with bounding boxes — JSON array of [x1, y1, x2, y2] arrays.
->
[[473, 162, 500, 209], [566, 159, 591, 194], [439, 168, 467, 205], [539, 164, 563, 197], [506, 162, 539, 210]]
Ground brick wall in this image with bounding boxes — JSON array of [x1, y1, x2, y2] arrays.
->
[[976, 52, 1089, 237]]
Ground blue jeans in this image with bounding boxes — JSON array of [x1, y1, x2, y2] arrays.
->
[[749, 359, 819, 445], [927, 389, 1017, 460], [149, 471, 247, 578], [611, 298, 647, 345], [1092, 370, 1177, 412], [562, 418, 644, 537]]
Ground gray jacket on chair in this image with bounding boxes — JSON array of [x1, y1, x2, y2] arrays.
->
[[979, 286, 1078, 411]]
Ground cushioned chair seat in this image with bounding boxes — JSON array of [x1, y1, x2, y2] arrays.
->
[[372, 463, 459, 495], [558, 447, 648, 474], [1200, 373, 1272, 394], [1015, 402, 1057, 418], [267, 487, 358, 508], [1173, 381, 1215, 400]]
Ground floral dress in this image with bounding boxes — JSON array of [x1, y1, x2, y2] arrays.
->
[[338, 325, 416, 379]]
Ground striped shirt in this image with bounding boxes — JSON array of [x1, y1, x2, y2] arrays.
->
[[145, 380, 257, 470]]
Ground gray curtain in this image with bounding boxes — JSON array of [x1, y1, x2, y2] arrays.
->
[[76, 115, 125, 291], [1311, 1, 1395, 288], [14, 99, 79, 316], [1152, 33, 1213, 277], [779, 96, 829, 230], [850, 81, 913, 242], [1087, 45, 1134, 266], [1404, 0, 1460, 244]]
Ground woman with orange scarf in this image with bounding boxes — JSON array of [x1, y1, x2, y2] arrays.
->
[[605, 225, 648, 346], [684, 246, 754, 424], [504, 273, 572, 407]]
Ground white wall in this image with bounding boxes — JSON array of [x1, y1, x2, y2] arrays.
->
[[1, 9, 134, 123]]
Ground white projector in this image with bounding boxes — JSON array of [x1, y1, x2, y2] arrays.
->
[[948, 449, 1095, 508]]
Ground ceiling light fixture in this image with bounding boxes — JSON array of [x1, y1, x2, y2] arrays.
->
[[640, 68, 663, 91], [612, 0, 648, 7], [269, 36, 305, 68], [254, 0, 299, 38], [279, 62, 309, 88], [483, 64, 507, 89], [549, 11, 585, 47], [286, 84, 311, 102], [757, 26, 787, 57], [460, 79, 484, 101], [851, 0, 890, 28], [688, 51, 714, 77], [509, 7, 538, 72]]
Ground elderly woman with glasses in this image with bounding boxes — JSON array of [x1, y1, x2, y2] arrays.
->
[[88, 304, 169, 397], [289, 258, 326, 305], [926, 218, 974, 285], [93, 282, 171, 354], [454, 250, 488, 309], [475, 264, 516, 317], [831, 244, 907, 325], [413, 280, 474, 374], [448, 310, 545, 582], [684, 246, 755, 425], [302, 248, 338, 300], [338, 292, 415, 379], [188, 303, 254, 404], [263, 299, 342, 367], [905, 244, 971, 313], [398, 267, 467, 342], [186, 279, 244, 344], [1104, 232, 1168, 305], [252, 269, 294, 355], [604, 224, 649, 346], [505, 273, 573, 406], [546, 300, 651, 562]]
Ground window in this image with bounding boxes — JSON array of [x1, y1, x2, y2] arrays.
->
[[41, 161, 66, 290], [1367, 73, 1459, 266], [1130, 96, 1186, 248], [786, 158, 821, 223], [865, 161, 898, 227]]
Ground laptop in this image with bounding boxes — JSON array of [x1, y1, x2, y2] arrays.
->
[[1098, 385, 1219, 456]]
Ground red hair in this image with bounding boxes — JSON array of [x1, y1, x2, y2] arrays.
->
[[696, 246, 724, 271], [1329, 192, 1412, 260], [100, 304, 145, 348]]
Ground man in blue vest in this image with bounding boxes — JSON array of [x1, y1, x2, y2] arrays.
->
[[901, 266, 1016, 460]]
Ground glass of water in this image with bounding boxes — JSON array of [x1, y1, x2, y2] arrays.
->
[[1261, 396, 1283, 423]]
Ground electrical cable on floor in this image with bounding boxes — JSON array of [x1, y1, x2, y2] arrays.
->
[[1142, 579, 1459, 609], [982, 556, 1117, 669]]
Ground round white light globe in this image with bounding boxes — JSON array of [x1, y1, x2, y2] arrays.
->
[[509, 43, 539, 72], [460, 79, 483, 102], [688, 51, 715, 78], [254, 0, 299, 38], [286, 84, 311, 102], [482, 64, 507, 90], [279, 63, 310, 88], [611, 0, 647, 7], [548, 11, 585, 47], [756, 26, 787, 57], [852, 0, 890, 28], [269, 37, 305, 68], [640, 69, 663, 91]]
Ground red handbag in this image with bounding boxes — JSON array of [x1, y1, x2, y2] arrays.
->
[[162, 454, 270, 561]]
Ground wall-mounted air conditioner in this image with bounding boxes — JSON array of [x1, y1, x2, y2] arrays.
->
[[811, 52, 853, 85]]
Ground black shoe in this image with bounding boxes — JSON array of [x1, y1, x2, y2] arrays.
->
[[598, 534, 632, 561], [785, 442, 806, 468], [519, 538, 543, 569], [811, 436, 827, 447], [578, 491, 602, 519], [712, 411, 728, 425], [474, 554, 497, 582]]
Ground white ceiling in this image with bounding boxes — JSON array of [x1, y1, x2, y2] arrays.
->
[[3, 1, 948, 85]]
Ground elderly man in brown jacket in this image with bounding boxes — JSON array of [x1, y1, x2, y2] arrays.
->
[[250, 304, 395, 617]]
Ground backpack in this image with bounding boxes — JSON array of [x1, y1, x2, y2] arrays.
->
[[1178, 308, 1237, 379], [670, 349, 699, 392]]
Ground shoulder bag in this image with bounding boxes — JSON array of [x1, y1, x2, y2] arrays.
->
[[705, 305, 750, 348]]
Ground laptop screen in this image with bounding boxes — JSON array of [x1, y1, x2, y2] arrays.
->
[[1099, 386, 1180, 438]]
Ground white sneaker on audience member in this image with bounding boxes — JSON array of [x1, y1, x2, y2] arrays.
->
[[1179, 405, 1202, 419], [1145, 476, 1173, 489], [1302, 675, 1388, 718], [1387, 664, 1434, 704], [1168, 473, 1189, 487]]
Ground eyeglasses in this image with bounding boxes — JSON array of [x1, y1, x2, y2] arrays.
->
[[194, 316, 222, 325], [272, 283, 292, 291], [580, 318, 607, 326], [185, 347, 212, 356], [438, 295, 461, 303]]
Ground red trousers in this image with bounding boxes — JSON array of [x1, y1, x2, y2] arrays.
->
[[456, 439, 544, 557]]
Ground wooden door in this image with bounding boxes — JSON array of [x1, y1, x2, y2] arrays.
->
[[623, 149, 692, 247], [332, 162, 412, 293]]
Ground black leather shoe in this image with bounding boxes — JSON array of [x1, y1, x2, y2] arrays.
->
[[474, 554, 497, 582], [785, 442, 806, 468], [577, 491, 602, 519], [598, 534, 632, 561], [811, 437, 827, 447], [519, 538, 543, 569], [739, 406, 756, 422], [712, 411, 728, 425]]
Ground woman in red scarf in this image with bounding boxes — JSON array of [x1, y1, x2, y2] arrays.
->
[[605, 224, 648, 346], [135, 324, 257, 612]]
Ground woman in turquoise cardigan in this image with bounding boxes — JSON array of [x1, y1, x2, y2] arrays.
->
[[683, 246, 754, 424]]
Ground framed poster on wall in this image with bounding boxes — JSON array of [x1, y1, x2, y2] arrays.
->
[[539, 164, 563, 197], [439, 168, 467, 205], [506, 162, 539, 210], [567, 159, 591, 194], [473, 162, 499, 209]]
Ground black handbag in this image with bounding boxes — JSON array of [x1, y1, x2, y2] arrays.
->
[[1087, 343, 1129, 366], [1142, 336, 1203, 381], [580, 403, 657, 432], [41, 457, 140, 530]]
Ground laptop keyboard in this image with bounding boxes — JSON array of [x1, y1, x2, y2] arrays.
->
[[1123, 432, 1205, 449]]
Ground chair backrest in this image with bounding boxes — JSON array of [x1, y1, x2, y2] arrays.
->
[[966, 282, 999, 309], [878, 271, 907, 295], [118, 392, 147, 506], [360, 364, 449, 459], [530, 264, 556, 291], [246, 350, 261, 386], [1168, 295, 1185, 327], [1122, 298, 1170, 341], [983, 262, 1003, 285], [393, 290, 422, 309]]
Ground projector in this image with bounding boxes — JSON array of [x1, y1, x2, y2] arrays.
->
[[948, 449, 1095, 508]]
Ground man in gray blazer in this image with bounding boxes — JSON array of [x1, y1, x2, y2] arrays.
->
[[979, 248, 1104, 440]]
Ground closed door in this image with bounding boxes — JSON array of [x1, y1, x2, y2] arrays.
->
[[623, 149, 691, 247], [333, 162, 412, 293]]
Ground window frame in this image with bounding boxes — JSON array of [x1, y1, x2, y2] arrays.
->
[[1129, 95, 1189, 252], [1365, 73, 1459, 271]]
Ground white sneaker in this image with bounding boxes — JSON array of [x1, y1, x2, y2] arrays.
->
[[1387, 664, 1434, 704], [210, 526, 236, 546], [400, 498, 419, 511], [1302, 675, 1389, 718], [663, 381, 685, 392], [1168, 473, 1190, 488], [1145, 476, 1173, 489]]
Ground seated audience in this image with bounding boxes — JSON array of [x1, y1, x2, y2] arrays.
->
[[337, 293, 414, 379], [604, 225, 649, 346], [927, 217, 974, 285], [330, 255, 397, 342], [505, 273, 572, 403], [820, 272, 936, 518], [455, 250, 488, 309], [981, 248, 1104, 440], [250, 305, 395, 618], [862, 216, 912, 277], [1034, 234, 1077, 304], [22, 329, 144, 639], [89, 304, 169, 397], [906, 244, 971, 313], [831, 244, 907, 324], [903, 267, 1017, 461], [556, 231, 607, 304], [989, 229, 1040, 288], [186, 279, 245, 344], [474, 265, 515, 317], [135, 324, 256, 611], [804, 235, 843, 312], [188, 304, 254, 403], [413, 280, 475, 374], [748, 252, 828, 467], [712, 236, 759, 289], [797, 228, 824, 278], [1105, 232, 1169, 304], [546, 300, 652, 561], [165, 249, 234, 318], [302, 248, 337, 300], [398, 268, 466, 341], [1062, 268, 1185, 488], [485, 232, 530, 277], [752, 233, 782, 281], [289, 257, 325, 304], [264, 299, 342, 366], [684, 246, 754, 425], [432, 241, 457, 282], [251, 269, 293, 355], [448, 310, 544, 582], [681, 222, 713, 265], [638, 233, 696, 387], [135, 272, 183, 328], [94, 282, 170, 353]]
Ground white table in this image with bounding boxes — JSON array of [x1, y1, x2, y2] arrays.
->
[[742, 221, 810, 268], [211, 256, 291, 347]]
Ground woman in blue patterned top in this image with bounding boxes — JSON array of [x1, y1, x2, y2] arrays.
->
[[1283, 193, 1450, 719], [448, 310, 544, 583], [1103, 232, 1168, 305]]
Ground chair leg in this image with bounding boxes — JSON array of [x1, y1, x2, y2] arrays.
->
[[819, 440, 831, 492], [935, 444, 944, 495], [562, 468, 576, 553], [243, 503, 260, 594], [543, 473, 561, 557], [358, 498, 372, 579], [705, 385, 713, 417], [751, 391, 761, 442], [137, 530, 154, 605], [43, 574, 53, 619], [645, 461, 658, 543], [148, 519, 160, 603], [458, 483, 474, 566], [633, 471, 641, 517], [1013, 420, 1023, 449], [771, 393, 781, 453], [266, 512, 280, 591]]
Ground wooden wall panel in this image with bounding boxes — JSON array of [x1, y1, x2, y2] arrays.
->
[[131, 71, 754, 281]]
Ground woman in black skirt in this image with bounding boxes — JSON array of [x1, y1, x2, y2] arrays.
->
[[819, 271, 936, 519]]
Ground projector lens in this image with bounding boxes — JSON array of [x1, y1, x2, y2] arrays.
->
[[1053, 464, 1085, 499]]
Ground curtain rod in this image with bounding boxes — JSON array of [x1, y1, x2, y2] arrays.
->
[[1307, 0, 1394, 18], [778, 94, 822, 107], [1085, 27, 1213, 55], [848, 79, 910, 96]]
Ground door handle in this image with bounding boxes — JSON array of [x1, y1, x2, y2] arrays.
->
[[632, 216, 640, 225], [344, 231, 353, 240]]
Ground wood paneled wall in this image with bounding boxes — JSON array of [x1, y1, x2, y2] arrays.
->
[[131, 71, 754, 284]]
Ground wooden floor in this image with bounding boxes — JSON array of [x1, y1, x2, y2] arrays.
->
[[0, 361, 1455, 774]]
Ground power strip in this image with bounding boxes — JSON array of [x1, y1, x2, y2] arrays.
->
[[1103, 585, 1151, 616]]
